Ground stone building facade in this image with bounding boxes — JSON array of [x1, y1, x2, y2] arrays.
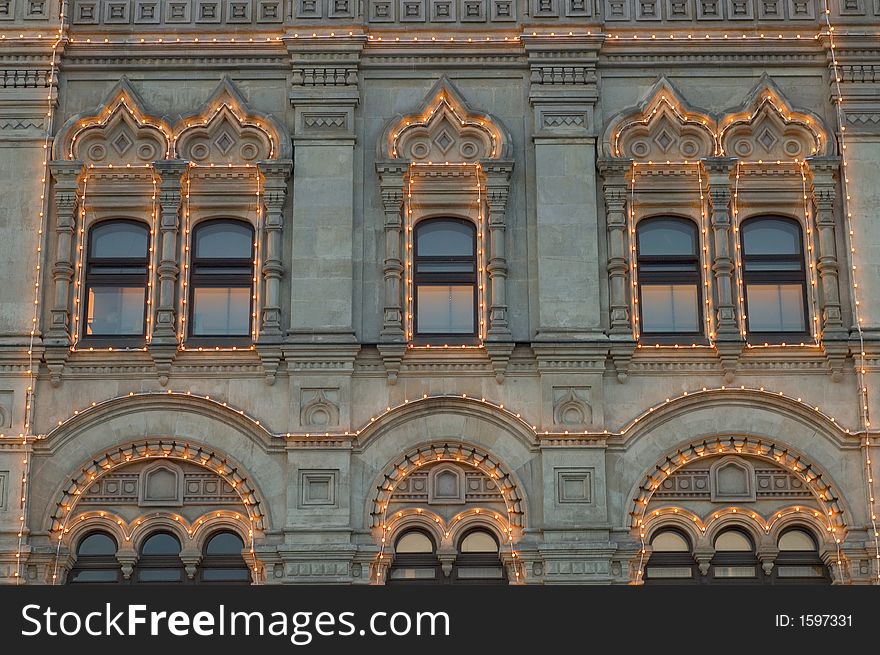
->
[[0, 0, 879, 585]]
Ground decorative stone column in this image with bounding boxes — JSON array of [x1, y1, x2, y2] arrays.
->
[[484, 162, 514, 341], [704, 158, 744, 382], [44, 161, 84, 385], [257, 159, 293, 338], [598, 158, 632, 336], [149, 160, 187, 386], [376, 162, 407, 383]]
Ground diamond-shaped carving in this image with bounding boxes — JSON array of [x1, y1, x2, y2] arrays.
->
[[214, 131, 235, 155], [111, 131, 133, 155], [433, 128, 454, 154], [757, 127, 778, 152], [653, 128, 674, 153]]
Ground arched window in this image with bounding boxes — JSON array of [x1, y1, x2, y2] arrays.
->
[[710, 529, 760, 583], [451, 529, 506, 585], [198, 531, 251, 584], [740, 217, 808, 337], [134, 532, 185, 584], [644, 529, 697, 584], [83, 220, 150, 339], [413, 218, 477, 342], [190, 220, 254, 339], [387, 529, 442, 584], [68, 531, 121, 584], [636, 217, 702, 339], [773, 528, 830, 584]]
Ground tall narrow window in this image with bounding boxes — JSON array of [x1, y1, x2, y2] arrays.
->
[[636, 217, 702, 339], [387, 530, 442, 584], [134, 532, 185, 584], [644, 529, 697, 584], [190, 220, 254, 340], [741, 217, 808, 337], [451, 529, 506, 584], [198, 531, 251, 584], [83, 220, 150, 339], [413, 218, 477, 342], [67, 531, 121, 584]]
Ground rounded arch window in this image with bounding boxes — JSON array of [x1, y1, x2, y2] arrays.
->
[[199, 531, 251, 584], [773, 527, 829, 584], [452, 529, 506, 585], [635, 217, 702, 339], [135, 531, 185, 584], [190, 219, 255, 339], [740, 216, 808, 338], [68, 531, 121, 584], [710, 529, 759, 583], [644, 529, 696, 584], [83, 220, 150, 339], [387, 529, 441, 584], [413, 218, 477, 342]]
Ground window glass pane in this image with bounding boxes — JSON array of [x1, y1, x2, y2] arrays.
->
[[91, 222, 149, 259], [459, 531, 498, 553], [640, 284, 699, 333], [742, 219, 802, 255], [416, 220, 474, 257], [416, 262, 474, 274], [396, 532, 434, 554], [389, 567, 437, 580], [78, 533, 117, 556], [646, 567, 693, 579], [746, 284, 806, 332], [417, 285, 474, 334], [637, 219, 696, 256], [201, 568, 251, 581], [743, 261, 802, 272], [70, 569, 119, 583], [456, 566, 504, 579], [778, 530, 817, 552], [714, 531, 753, 552], [713, 566, 756, 578], [192, 287, 251, 336], [651, 531, 690, 553], [141, 533, 181, 556], [195, 222, 253, 259], [206, 532, 244, 556], [86, 286, 145, 335], [138, 569, 182, 582]]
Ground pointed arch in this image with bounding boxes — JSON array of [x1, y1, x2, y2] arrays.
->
[[55, 76, 172, 165], [718, 74, 831, 160], [379, 76, 512, 162], [172, 77, 291, 162], [602, 76, 718, 160]]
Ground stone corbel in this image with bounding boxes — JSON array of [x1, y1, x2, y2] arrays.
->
[[693, 549, 714, 576], [376, 161, 407, 384], [116, 550, 138, 581], [256, 159, 293, 385], [149, 160, 188, 386], [45, 160, 85, 386], [808, 157, 848, 381], [180, 549, 202, 580], [704, 157, 745, 383], [759, 549, 778, 577]]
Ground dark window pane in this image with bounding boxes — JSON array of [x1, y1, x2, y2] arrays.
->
[[746, 283, 806, 332], [138, 568, 182, 582], [416, 220, 475, 257], [201, 568, 252, 581], [91, 222, 149, 259], [70, 569, 119, 583], [417, 285, 474, 334], [742, 219, 802, 255], [78, 533, 117, 556], [640, 284, 700, 333], [416, 262, 474, 274], [206, 532, 245, 556], [637, 219, 697, 256], [743, 261, 802, 272], [141, 533, 181, 556], [192, 287, 251, 336], [195, 222, 253, 259], [86, 286, 145, 335]]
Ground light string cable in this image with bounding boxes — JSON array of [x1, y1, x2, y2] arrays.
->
[[822, 0, 880, 581], [15, 0, 69, 584], [252, 167, 262, 343], [629, 161, 640, 342], [146, 169, 159, 343], [800, 161, 822, 347], [696, 163, 714, 344], [179, 168, 193, 346], [476, 162, 486, 344]]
